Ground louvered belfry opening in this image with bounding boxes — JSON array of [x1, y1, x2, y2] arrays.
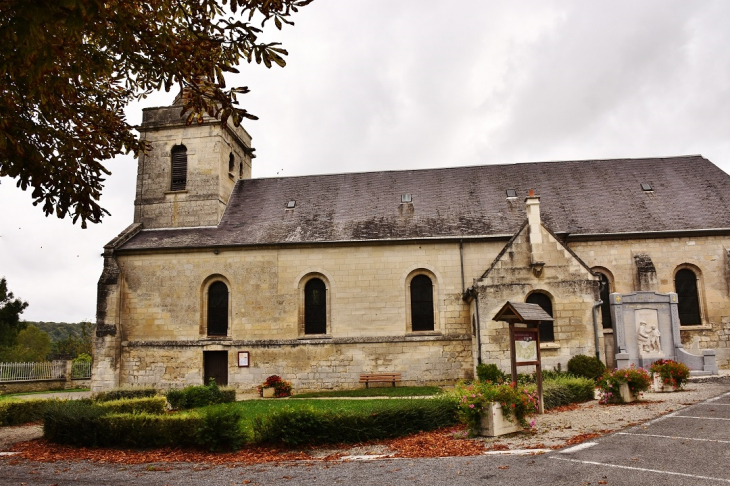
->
[[170, 145, 188, 191], [304, 278, 327, 334], [411, 275, 434, 331], [675, 268, 701, 325], [207, 281, 228, 336], [526, 292, 554, 342]]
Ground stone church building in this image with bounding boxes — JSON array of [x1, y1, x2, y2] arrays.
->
[[91, 103, 730, 393]]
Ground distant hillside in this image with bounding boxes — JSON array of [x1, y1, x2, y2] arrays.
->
[[23, 321, 89, 342]]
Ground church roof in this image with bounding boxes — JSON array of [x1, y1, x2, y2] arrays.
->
[[119, 155, 730, 250]]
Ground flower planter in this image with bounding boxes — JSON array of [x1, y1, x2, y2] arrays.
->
[[479, 402, 523, 437], [618, 382, 637, 403], [651, 374, 677, 393], [262, 387, 276, 398]]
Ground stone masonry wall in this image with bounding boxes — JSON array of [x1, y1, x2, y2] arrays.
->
[[572, 235, 730, 368], [119, 337, 472, 393], [477, 224, 601, 372]]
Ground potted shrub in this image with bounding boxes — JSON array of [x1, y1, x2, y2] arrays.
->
[[596, 366, 652, 404], [454, 381, 538, 437], [258, 375, 292, 398], [649, 359, 691, 392]]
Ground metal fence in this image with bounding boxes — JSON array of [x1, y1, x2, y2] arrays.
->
[[0, 361, 92, 382], [71, 361, 92, 379]]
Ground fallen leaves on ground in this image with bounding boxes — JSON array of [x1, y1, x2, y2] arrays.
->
[[385, 427, 486, 458], [9, 439, 313, 466]]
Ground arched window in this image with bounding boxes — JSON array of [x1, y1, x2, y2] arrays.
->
[[526, 292, 554, 342], [410, 275, 434, 331], [207, 281, 228, 336], [170, 145, 187, 191], [228, 152, 235, 173], [305, 278, 327, 334], [675, 268, 701, 325]]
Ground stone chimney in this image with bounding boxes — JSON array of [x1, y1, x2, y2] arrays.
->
[[526, 189, 545, 276]]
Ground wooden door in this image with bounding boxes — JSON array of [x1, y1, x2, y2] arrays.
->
[[203, 351, 228, 386]]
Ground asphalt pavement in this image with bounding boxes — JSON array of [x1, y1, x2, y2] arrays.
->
[[1, 390, 728, 485]]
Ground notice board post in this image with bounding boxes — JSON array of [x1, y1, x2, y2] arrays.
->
[[494, 301, 553, 415]]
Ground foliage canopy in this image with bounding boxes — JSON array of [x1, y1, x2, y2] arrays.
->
[[0, 277, 28, 348], [0, 0, 312, 227]]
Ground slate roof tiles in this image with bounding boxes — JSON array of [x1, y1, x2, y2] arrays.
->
[[119, 155, 730, 251]]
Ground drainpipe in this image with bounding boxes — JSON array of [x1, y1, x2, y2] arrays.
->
[[592, 300, 603, 361], [459, 239, 465, 294]]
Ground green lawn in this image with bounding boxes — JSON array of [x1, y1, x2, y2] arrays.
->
[[292, 386, 442, 398], [0, 387, 90, 401]]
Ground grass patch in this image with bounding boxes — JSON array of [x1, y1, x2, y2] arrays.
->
[[0, 388, 90, 400], [292, 386, 441, 399]]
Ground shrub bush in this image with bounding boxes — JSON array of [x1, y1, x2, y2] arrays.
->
[[567, 354, 606, 381], [476, 363, 507, 383], [93, 387, 157, 402], [253, 398, 457, 446], [97, 396, 167, 415], [44, 401, 244, 450], [197, 405, 245, 450], [540, 376, 595, 409], [0, 398, 62, 426], [650, 359, 691, 390], [165, 380, 236, 410], [43, 400, 107, 446]]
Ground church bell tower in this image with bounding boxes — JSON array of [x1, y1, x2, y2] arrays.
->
[[133, 101, 253, 229]]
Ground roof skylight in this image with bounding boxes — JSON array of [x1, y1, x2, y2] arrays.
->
[[641, 183, 653, 192], [506, 189, 517, 198], [286, 200, 296, 209], [401, 194, 412, 203]]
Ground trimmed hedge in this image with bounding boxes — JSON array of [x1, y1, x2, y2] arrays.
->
[[252, 398, 458, 446], [0, 398, 65, 426], [97, 396, 167, 415], [567, 355, 606, 381], [166, 383, 236, 410], [539, 376, 595, 410], [43, 401, 244, 450], [94, 387, 158, 402]]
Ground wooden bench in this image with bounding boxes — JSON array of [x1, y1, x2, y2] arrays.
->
[[359, 373, 401, 388]]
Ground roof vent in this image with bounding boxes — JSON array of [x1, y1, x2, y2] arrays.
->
[[506, 189, 517, 198], [641, 183, 653, 192], [286, 200, 296, 209], [401, 194, 412, 203]]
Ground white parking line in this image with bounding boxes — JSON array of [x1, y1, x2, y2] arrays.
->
[[483, 449, 551, 455], [558, 442, 598, 454], [616, 432, 730, 444], [670, 416, 730, 421], [551, 457, 730, 483]]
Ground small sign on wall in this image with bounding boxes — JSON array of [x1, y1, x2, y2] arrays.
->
[[237, 351, 250, 367]]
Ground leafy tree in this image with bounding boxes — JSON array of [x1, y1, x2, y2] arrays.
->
[[2, 325, 52, 362], [0, 0, 312, 227], [0, 277, 28, 348], [50, 321, 93, 359]]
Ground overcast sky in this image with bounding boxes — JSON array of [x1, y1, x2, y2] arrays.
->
[[2, 0, 730, 323]]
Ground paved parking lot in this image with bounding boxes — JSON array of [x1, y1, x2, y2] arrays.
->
[[553, 390, 730, 484]]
